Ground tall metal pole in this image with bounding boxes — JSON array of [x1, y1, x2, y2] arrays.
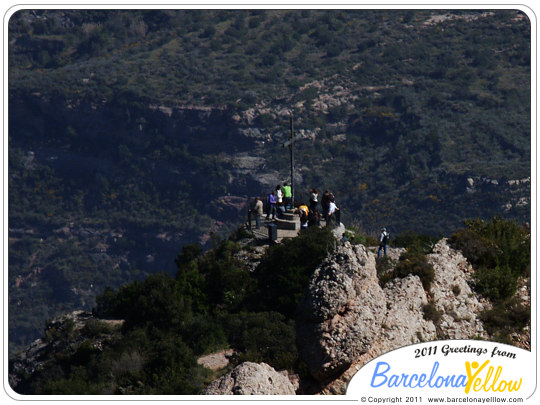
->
[[290, 114, 294, 208]]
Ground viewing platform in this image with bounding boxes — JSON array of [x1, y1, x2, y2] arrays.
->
[[247, 209, 342, 243]]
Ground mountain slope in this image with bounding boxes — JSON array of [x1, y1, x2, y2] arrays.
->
[[8, 8, 531, 355]]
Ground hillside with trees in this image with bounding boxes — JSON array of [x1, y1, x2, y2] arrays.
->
[[9, 219, 531, 394], [8, 9, 530, 356]]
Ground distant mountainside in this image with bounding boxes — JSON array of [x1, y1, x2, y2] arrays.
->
[[8, 9, 530, 355]]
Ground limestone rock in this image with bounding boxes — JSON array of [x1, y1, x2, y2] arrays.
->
[[319, 275, 437, 394], [197, 349, 234, 371], [380, 275, 437, 347], [428, 239, 489, 339], [296, 242, 386, 381], [201, 362, 296, 395], [297, 239, 490, 387]]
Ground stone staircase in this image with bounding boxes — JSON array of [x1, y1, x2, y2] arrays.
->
[[249, 210, 339, 243], [274, 211, 299, 231], [249, 210, 301, 242]]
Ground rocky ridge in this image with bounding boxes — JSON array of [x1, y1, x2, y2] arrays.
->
[[9, 311, 123, 391], [292, 239, 490, 394], [197, 238, 502, 395], [202, 362, 297, 395], [9, 237, 529, 396]]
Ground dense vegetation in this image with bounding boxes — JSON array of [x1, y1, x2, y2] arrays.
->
[[449, 218, 530, 343], [12, 218, 530, 394], [12, 227, 336, 394], [9, 9, 530, 355]]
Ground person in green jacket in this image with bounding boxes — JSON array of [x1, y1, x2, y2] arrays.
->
[[282, 183, 292, 209]]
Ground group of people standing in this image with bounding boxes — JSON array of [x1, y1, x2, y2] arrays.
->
[[247, 184, 391, 258], [267, 183, 293, 220], [247, 183, 291, 230], [301, 188, 341, 229], [247, 184, 342, 231]]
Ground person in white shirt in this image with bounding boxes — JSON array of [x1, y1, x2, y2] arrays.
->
[[276, 185, 285, 217], [327, 197, 339, 227]]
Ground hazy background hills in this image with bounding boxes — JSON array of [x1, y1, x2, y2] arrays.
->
[[8, 9, 530, 355]]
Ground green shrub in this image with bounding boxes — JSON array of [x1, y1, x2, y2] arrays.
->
[[474, 264, 518, 302], [376, 256, 396, 287], [422, 303, 442, 324], [449, 218, 530, 301], [221, 311, 297, 371], [249, 226, 337, 317], [392, 251, 435, 291], [43, 318, 75, 343], [452, 285, 461, 296], [392, 230, 440, 255], [480, 297, 530, 344], [343, 228, 378, 246], [83, 319, 115, 338]]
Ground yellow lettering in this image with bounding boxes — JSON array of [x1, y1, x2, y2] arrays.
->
[[465, 360, 490, 394], [464, 361, 523, 394], [482, 366, 494, 392], [509, 379, 522, 392], [492, 366, 503, 391]]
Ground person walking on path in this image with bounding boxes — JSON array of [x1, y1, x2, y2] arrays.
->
[[267, 191, 277, 220], [378, 228, 390, 258]]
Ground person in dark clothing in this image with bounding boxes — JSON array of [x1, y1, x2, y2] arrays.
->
[[309, 188, 319, 213], [307, 209, 319, 227], [321, 190, 331, 221], [378, 228, 390, 258]]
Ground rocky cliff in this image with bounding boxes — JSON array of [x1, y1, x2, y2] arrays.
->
[[9, 236, 529, 395], [201, 362, 297, 395], [292, 239, 490, 394], [200, 238, 527, 395]]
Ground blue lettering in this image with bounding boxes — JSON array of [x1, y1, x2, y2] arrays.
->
[[428, 361, 440, 387], [369, 361, 467, 389], [408, 373, 419, 388], [388, 374, 399, 387], [455, 375, 467, 387], [371, 362, 390, 388], [401, 374, 411, 387], [418, 373, 427, 387]]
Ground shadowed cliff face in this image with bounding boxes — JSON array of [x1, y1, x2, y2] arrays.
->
[[8, 93, 265, 355], [8, 88, 531, 357]]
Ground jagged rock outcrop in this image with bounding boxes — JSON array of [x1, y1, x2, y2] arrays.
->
[[428, 239, 489, 339], [317, 274, 437, 394], [296, 243, 386, 382], [201, 362, 296, 395], [380, 275, 437, 346], [296, 239, 489, 392], [9, 311, 124, 392]]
